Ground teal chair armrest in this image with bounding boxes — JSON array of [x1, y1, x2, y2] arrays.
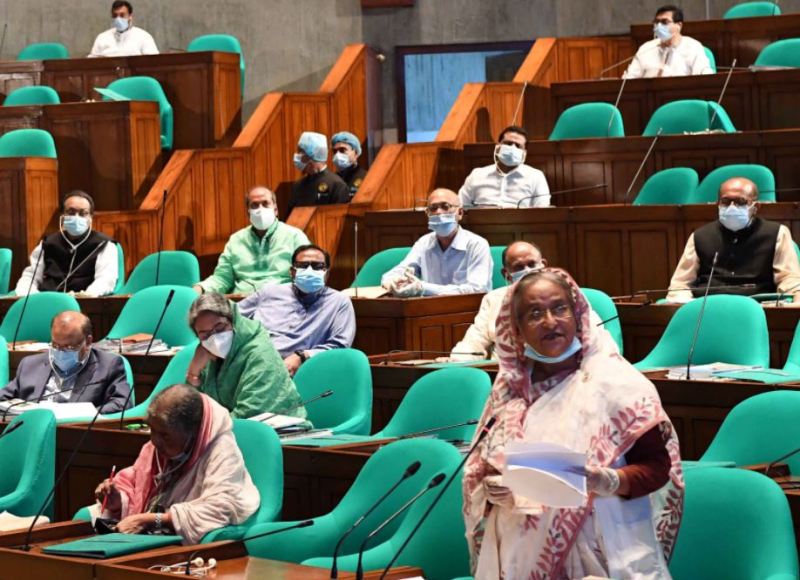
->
[[73, 506, 92, 521], [201, 524, 249, 543], [682, 460, 736, 470]]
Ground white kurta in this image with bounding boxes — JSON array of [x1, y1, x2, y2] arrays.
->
[[623, 36, 713, 79]]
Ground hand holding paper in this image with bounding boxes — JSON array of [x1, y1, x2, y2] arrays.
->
[[502, 441, 588, 508]]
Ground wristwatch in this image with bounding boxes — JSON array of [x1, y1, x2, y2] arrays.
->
[[154, 512, 163, 531], [295, 350, 307, 363]]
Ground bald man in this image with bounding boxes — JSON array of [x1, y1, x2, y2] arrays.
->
[[667, 177, 800, 303], [195, 186, 310, 295], [0, 312, 131, 414], [381, 188, 493, 297]]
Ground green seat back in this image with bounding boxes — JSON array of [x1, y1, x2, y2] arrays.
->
[[669, 468, 798, 579], [3, 86, 61, 106], [643, 99, 736, 136], [756, 38, 800, 68], [632, 167, 699, 206], [17, 42, 69, 61], [187, 34, 245, 94], [113, 243, 125, 294], [292, 348, 372, 434], [104, 76, 173, 149], [691, 164, 776, 204], [0, 409, 56, 517], [634, 295, 769, 371], [373, 367, 491, 441], [704, 46, 718, 73], [581, 288, 623, 354], [724, 1, 782, 18], [0, 248, 11, 295], [489, 246, 505, 289], [700, 391, 800, 474], [352, 247, 411, 288], [245, 439, 462, 567], [105, 285, 197, 347], [0, 292, 80, 342], [201, 419, 282, 542], [784, 320, 800, 374], [118, 251, 200, 294], [549, 102, 624, 140], [0, 128, 57, 158], [0, 336, 7, 385]]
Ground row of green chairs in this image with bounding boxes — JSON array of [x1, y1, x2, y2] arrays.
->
[[633, 163, 775, 205], [724, 1, 781, 18]]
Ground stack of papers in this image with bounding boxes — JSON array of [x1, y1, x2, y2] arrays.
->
[[95, 334, 170, 355], [279, 429, 335, 443], [502, 441, 588, 508], [666, 362, 759, 380], [0, 399, 96, 420], [7, 341, 48, 352], [247, 412, 306, 430]]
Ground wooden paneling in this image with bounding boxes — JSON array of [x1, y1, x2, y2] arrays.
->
[[0, 61, 43, 102]]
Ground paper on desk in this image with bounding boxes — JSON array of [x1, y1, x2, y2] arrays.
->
[[247, 412, 305, 430], [502, 441, 588, 508], [0, 511, 49, 532], [341, 286, 389, 299], [39, 401, 97, 420], [666, 362, 760, 380]]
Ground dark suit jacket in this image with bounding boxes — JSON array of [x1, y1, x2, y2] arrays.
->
[[0, 347, 132, 414]]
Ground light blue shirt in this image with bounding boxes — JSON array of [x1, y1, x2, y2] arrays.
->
[[381, 227, 493, 296], [238, 283, 356, 358]]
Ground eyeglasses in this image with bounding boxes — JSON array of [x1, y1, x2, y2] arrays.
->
[[425, 202, 460, 215], [248, 201, 275, 209], [196, 322, 230, 342], [50, 341, 85, 352], [294, 261, 327, 271], [653, 18, 674, 24], [719, 198, 753, 208], [63, 209, 91, 217], [520, 304, 573, 326]]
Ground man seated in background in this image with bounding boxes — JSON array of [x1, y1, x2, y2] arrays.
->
[[194, 186, 309, 295], [287, 132, 350, 214], [15, 190, 119, 297], [449, 241, 547, 360], [89, 0, 158, 57], [623, 4, 713, 78], [239, 244, 355, 376], [667, 177, 800, 303], [381, 188, 493, 297], [0, 312, 132, 414], [458, 125, 550, 208], [331, 131, 367, 198]]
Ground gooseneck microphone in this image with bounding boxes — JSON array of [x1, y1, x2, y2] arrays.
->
[[155, 189, 168, 286], [257, 389, 334, 424], [12, 235, 46, 350], [397, 419, 478, 440], [514, 183, 607, 209], [686, 251, 719, 380], [354, 473, 446, 580], [330, 461, 422, 579], [766, 444, 800, 479], [709, 59, 737, 129], [382, 350, 485, 364], [623, 128, 662, 205], [378, 416, 497, 579]]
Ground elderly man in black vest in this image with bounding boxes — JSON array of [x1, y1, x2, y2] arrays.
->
[[14, 191, 119, 296], [667, 177, 800, 302]]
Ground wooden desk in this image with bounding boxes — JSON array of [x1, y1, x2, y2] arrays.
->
[[0, 51, 242, 149], [617, 302, 800, 369], [352, 294, 484, 356], [551, 69, 800, 135], [365, 203, 800, 297], [630, 13, 800, 68], [0, 101, 163, 210]]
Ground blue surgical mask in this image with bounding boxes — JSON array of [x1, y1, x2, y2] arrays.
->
[[61, 215, 90, 237], [332, 152, 353, 170], [719, 204, 753, 232], [653, 22, 673, 42], [495, 144, 525, 168], [113, 16, 130, 33], [524, 336, 582, 365], [49, 346, 84, 376], [293, 153, 308, 172], [509, 265, 542, 284], [428, 212, 458, 237], [294, 267, 326, 294]]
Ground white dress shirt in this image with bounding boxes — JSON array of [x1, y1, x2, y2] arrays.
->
[[89, 26, 159, 58], [381, 227, 493, 296], [15, 239, 119, 297], [623, 36, 713, 79], [459, 163, 551, 208]]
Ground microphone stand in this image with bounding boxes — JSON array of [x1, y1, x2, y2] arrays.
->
[[514, 183, 607, 209], [709, 59, 737, 129], [154, 190, 168, 286], [397, 419, 478, 440], [623, 128, 662, 205], [12, 236, 46, 350], [257, 389, 333, 424], [686, 251, 718, 380]]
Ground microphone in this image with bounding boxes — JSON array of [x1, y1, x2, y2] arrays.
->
[[4, 385, 75, 422], [510, 81, 528, 127], [608, 76, 627, 137], [611, 283, 757, 301], [119, 289, 176, 428], [13, 235, 46, 350], [257, 389, 334, 424], [155, 190, 168, 286], [686, 251, 718, 380], [330, 461, 422, 579], [709, 58, 737, 129], [381, 350, 485, 365], [354, 473, 446, 580], [623, 128, 662, 205], [0, 421, 24, 439], [0, 23, 8, 60], [353, 221, 359, 299], [397, 419, 478, 440], [598, 54, 637, 79], [514, 183, 607, 208], [766, 445, 800, 479], [596, 299, 652, 327], [378, 416, 497, 579]]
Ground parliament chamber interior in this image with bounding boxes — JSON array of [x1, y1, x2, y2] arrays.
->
[[3, 0, 800, 577]]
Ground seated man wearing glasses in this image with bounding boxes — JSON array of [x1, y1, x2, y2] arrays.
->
[[380, 188, 493, 297], [238, 244, 355, 376], [667, 177, 800, 303], [0, 311, 132, 414]]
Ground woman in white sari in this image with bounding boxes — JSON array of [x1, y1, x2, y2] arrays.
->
[[464, 269, 684, 579]]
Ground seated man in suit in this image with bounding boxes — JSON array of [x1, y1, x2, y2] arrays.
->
[[381, 188, 493, 297], [15, 190, 119, 297], [331, 131, 367, 198], [667, 177, 800, 303], [238, 244, 356, 376], [0, 312, 132, 414], [287, 131, 350, 214]]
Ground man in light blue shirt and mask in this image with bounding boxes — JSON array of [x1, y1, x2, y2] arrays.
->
[[238, 244, 355, 376], [381, 188, 494, 297]]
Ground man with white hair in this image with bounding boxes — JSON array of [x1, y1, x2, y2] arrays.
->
[[287, 131, 350, 214]]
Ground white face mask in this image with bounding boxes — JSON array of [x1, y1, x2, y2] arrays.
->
[[203, 330, 233, 359], [718, 203, 753, 232], [332, 152, 353, 170], [249, 207, 276, 231], [495, 143, 526, 168], [653, 22, 674, 42], [508, 264, 543, 284], [61, 215, 91, 237]]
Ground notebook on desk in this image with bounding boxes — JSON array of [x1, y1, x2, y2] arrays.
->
[[42, 533, 182, 559]]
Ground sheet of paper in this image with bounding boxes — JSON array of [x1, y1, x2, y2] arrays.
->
[[38, 401, 97, 420], [502, 441, 588, 508], [247, 412, 305, 429], [341, 286, 389, 299]]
